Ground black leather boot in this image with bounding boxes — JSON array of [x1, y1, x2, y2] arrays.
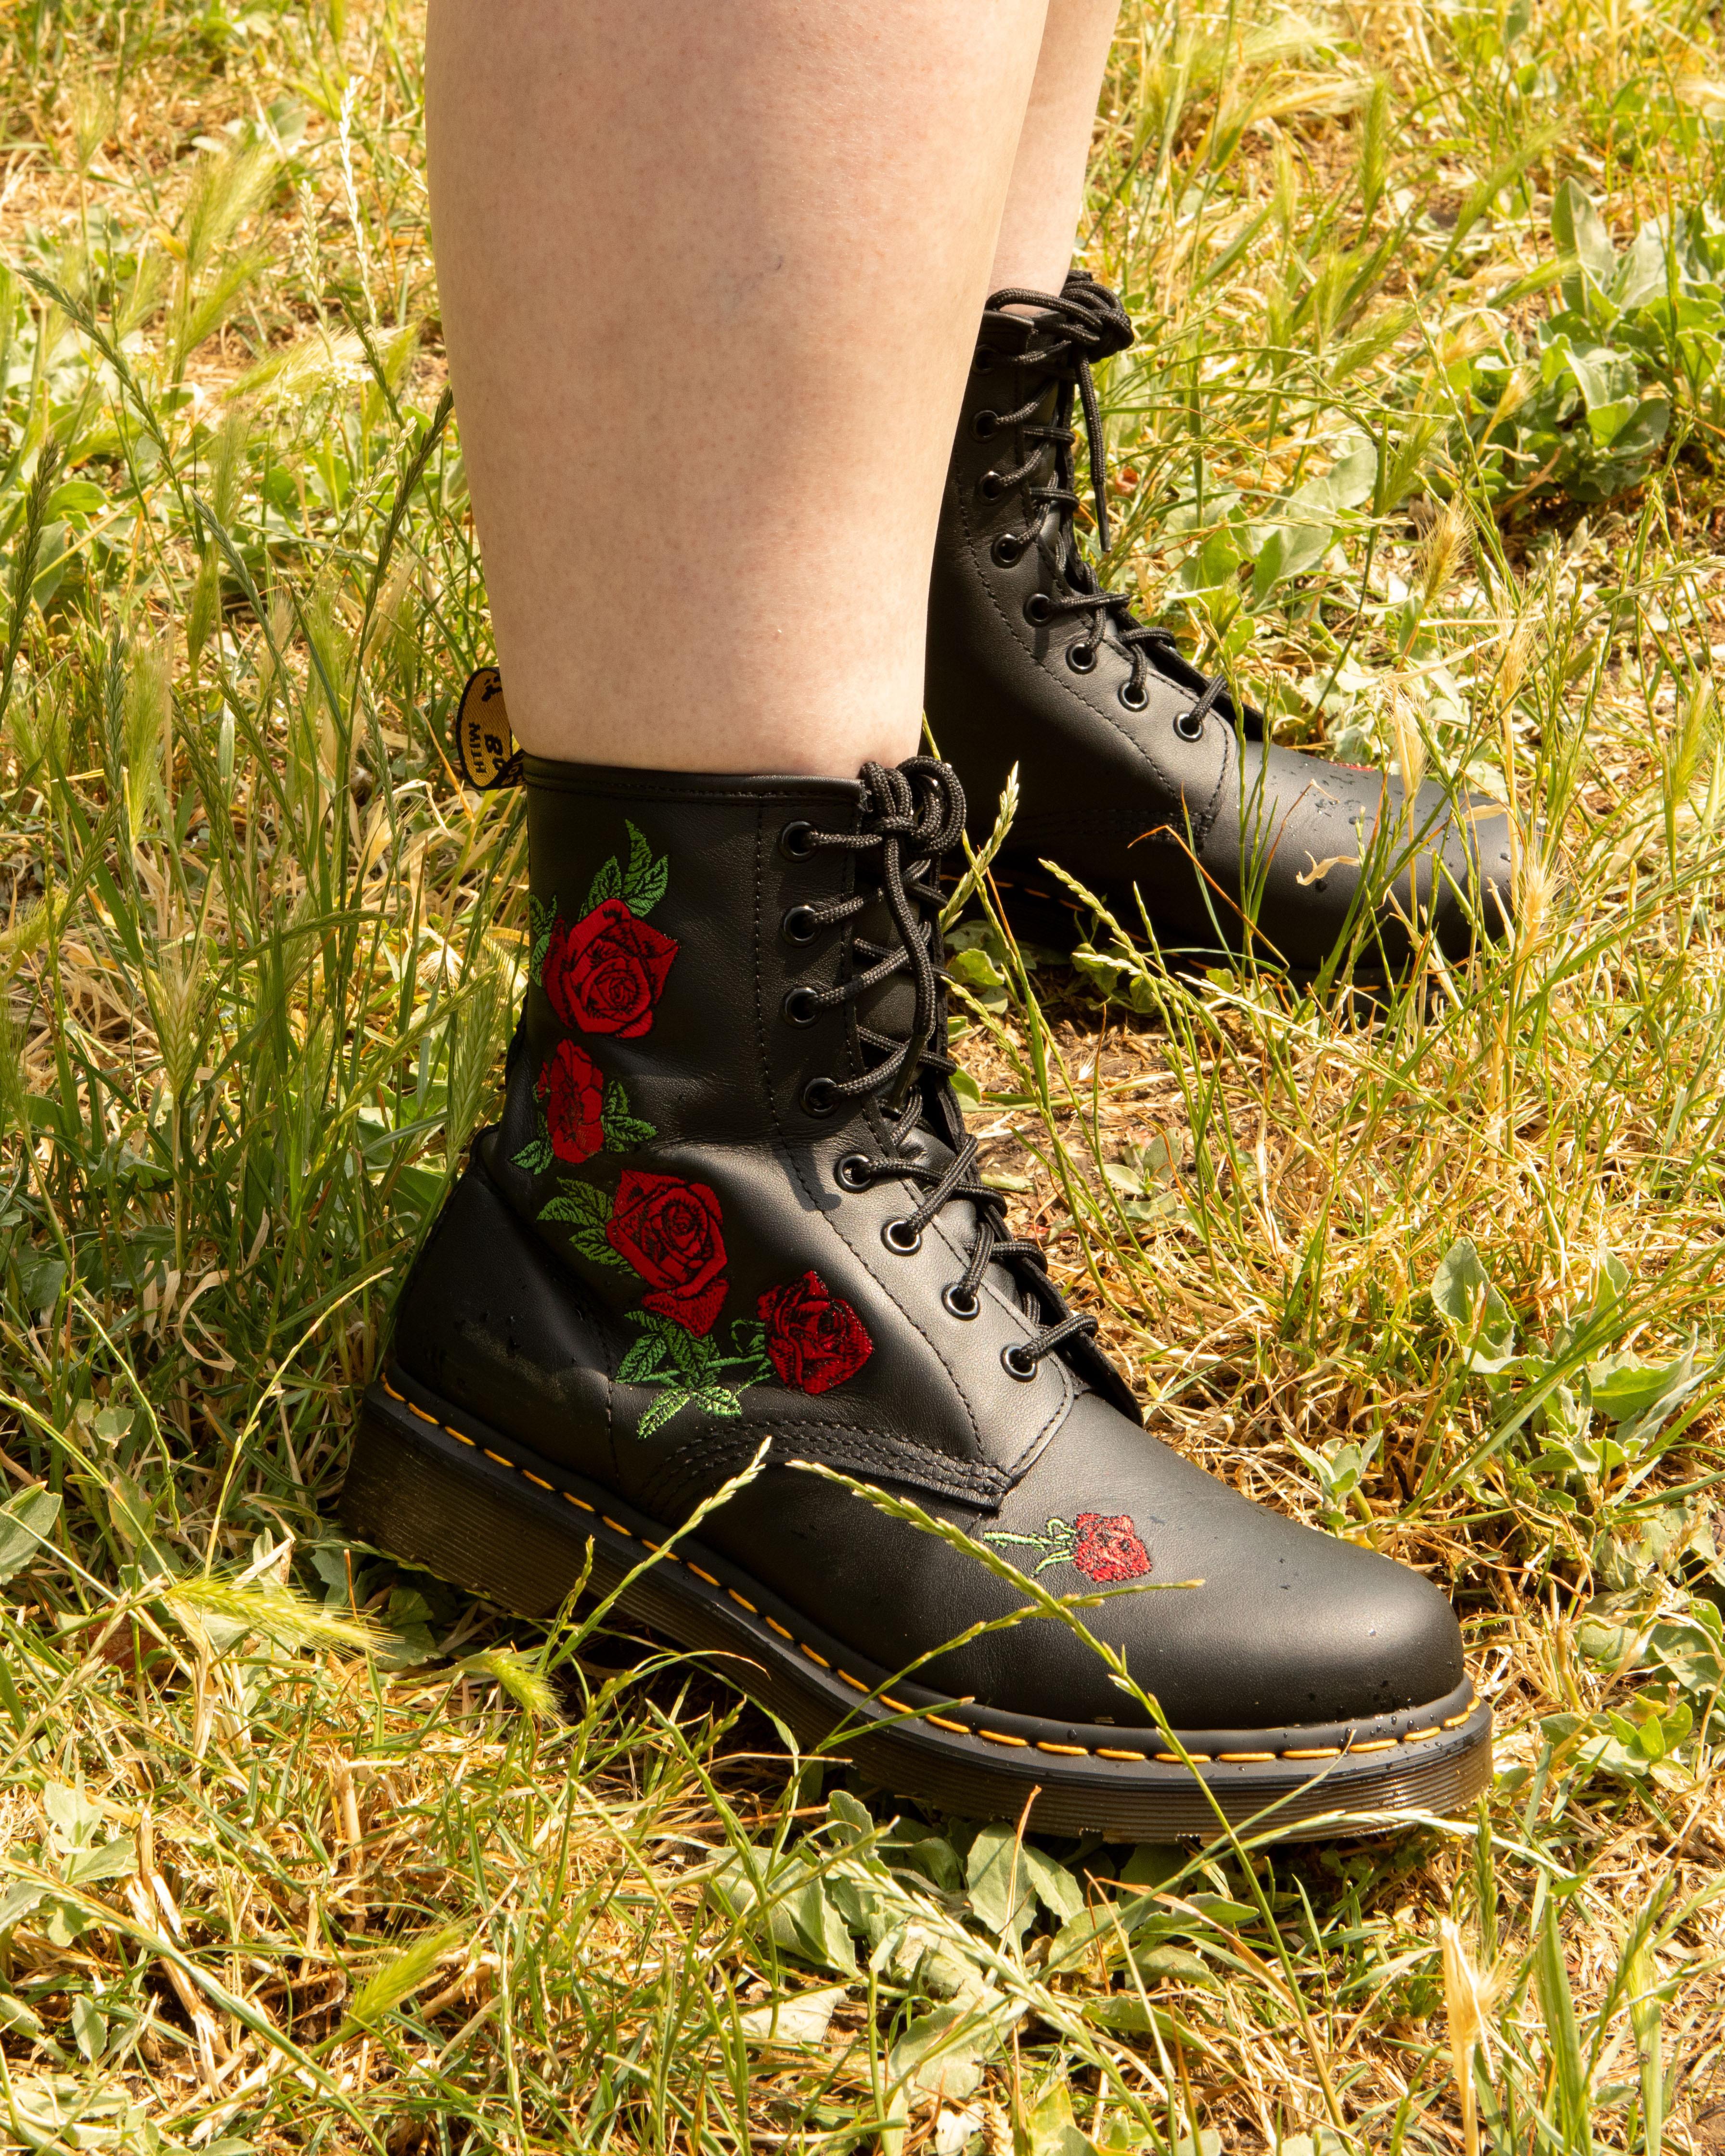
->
[[927, 273, 1515, 978], [343, 752, 1490, 1833]]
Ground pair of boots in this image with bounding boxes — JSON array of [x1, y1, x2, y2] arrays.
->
[[342, 277, 1500, 1835]]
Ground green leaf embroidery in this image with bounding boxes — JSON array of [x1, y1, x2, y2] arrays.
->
[[662, 1321, 720, 1386], [512, 1136, 554, 1177], [601, 1078, 657, 1152], [618, 1309, 771, 1430], [637, 1388, 694, 1438], [529, 895, 557, 980], [583, 853, 623, 915], [982, 1517, 1080, 1574], [694, 1385, 745, 1419], [620, 820, 669, 917], [538, 1181, 629, 1266], [541, 1182, 610, 1228], [615, 1333, 669, 1385]]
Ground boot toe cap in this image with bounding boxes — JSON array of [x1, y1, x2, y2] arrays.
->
[[913, 1396, 1467, 1736], [1408, 777, 1514, 956]]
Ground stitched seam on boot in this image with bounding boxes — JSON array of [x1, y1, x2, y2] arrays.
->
[[524, 771, 861, 806], [652, 1421, 1010, 1513], [376, 1378, 1480, 1770], [915, 1206, 1069, 1477]]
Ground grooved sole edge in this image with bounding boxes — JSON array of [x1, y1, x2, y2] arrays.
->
[[340, 1382, 1492, 1839]]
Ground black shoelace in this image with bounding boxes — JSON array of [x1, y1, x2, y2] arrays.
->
[[983, 270, 1233, 733], [790, 758, 1096, 1375]]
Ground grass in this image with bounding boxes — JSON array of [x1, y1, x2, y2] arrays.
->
[[0, 0, 1720, 2146]]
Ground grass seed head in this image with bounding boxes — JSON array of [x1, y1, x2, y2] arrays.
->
[[1389, 690, 1427, 799], [1418, 496, 1471, 614], [122, 637, 170, 845]]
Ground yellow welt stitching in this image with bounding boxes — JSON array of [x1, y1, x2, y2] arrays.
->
[[562, 1493, 595, 1513], [878, 1695, 909, 1715], [800, 1645, 830, 1668], [448, 1429, 476, 1448], [765, 1618, 793, 1640], [482, 1448, 514, 1468], [1037, 1741, 1090, 1757], [639, 1539, 659, 1552], [1282, 1747, 1342, 1759], [1216, 1750, 1276, 1762], [411, 1403, 441, 1427], [687, 1565, 720, 1588], [727, 1589, 758, 1614], [1401, 1725, 1441, 1743], [978, 1728, 1030, 1748], [837, 1669, 869, 1693], [601, 1516, 633, 1540], [926, 1714, 969, 1734], [1095, 1747, 1149, 1762], [1350, 1739, 1397, 1753], [1442, 1711, 1471, 1728], [384, 1381, 406, 1403], [523, 1472, 553, 1491]]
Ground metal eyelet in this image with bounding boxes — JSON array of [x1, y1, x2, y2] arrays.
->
[[978, 471, 1006, 502], [973, 347, 995, 374], [1120, 679, 1148, 712], [1174, 709, 1205, 743], [782, 986, 821, 1027], [802, 1077, 839, 1118], [1024, 592, 1052, 627], [991, 534, 1024, 568], [942, 1283, 980, 1320], [1001, 1344, 1039, 1381], [779, 821, 815, 860], [1068, 641, 1097, 674], [882, 1218, 923, 1256], [971, 410, 1000, 441], [835, 1153, 873, 1193], [782, 904, 821, 945]]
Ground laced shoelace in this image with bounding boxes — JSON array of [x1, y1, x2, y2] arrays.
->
[[790, 758, 1096, 1375], [983, 271, 1234, 733]]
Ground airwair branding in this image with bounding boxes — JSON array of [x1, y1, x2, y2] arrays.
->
[[454, 666, 521, 790]]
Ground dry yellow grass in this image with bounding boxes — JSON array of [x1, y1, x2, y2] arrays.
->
[[0, 0, 1719, 2147]]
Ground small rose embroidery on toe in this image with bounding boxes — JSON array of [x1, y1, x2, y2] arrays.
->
[[984, 1511, 1152, 1582]]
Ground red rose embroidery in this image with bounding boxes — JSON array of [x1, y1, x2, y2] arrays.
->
[[543, 898, 678, 1038], [606, 1169, 728, 1335], [535, 1039, 606, 1164], [758, 1270, 873, 1396], [1070, 1513, 1151, 1583]]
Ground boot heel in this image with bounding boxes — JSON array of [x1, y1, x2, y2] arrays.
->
[[341, 1392, 609, 1619]]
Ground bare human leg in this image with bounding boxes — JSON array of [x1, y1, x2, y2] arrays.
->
[[425, 0, 1049, 775], [989, 0, 1122, 296]]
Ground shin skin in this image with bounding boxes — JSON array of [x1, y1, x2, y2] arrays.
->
[[426, 0, 1048, 774], [991, 0, 1122, 296]]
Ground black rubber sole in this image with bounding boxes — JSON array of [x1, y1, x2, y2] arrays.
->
[[340, 1375, 1492, 1840]]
